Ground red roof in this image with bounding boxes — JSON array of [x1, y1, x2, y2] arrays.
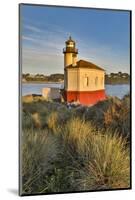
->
[[66, 60, 105, 71]]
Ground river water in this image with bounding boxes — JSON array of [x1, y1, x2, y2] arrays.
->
[[22, 83, 130, 99]]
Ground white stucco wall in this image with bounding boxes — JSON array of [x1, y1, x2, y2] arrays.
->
[[65, 68, 105, 91]]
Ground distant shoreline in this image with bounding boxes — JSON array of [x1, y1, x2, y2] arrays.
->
[[22, 81, 129, 85], [22, 81, 63, 84]]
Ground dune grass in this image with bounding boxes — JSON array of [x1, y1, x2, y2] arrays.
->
[[21, 128, 80, 194], [61, 118, 95, 159], [77, 132, 130, 190], [21, 128, 60, 194], [21, 94, 131, 194], [59, 118, 130, 190]]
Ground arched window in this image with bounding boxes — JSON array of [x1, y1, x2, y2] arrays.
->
[[95, 77, 98, 86], [84, 75, 89, 87]]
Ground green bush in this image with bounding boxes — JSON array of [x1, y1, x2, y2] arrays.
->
[[83, 96, 130, 139], [22, 112, 34, 129]]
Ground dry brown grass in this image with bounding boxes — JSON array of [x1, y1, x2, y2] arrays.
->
[[22, 95, 34, 103], [47, 111, 60, 134], [62, 118, 95, 159], [22, 95, 46, 103], [32, 112, 41, 128]]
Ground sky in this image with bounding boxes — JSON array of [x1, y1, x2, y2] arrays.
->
[[21, 4, 130, 75]]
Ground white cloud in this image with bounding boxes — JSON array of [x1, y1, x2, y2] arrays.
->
[[24, 25, 42, 33], [22, 36, 39, 43]]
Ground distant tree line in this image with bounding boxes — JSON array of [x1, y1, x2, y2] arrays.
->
[[22, 72, 130, 84], [105, 72, 130, 84], [22, 73, 64, 82]]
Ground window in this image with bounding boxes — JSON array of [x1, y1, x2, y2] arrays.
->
[[84, 75, 89, 87], [95, 77, 98, 86]]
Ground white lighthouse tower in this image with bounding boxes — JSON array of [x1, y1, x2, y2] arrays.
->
[[63, 36, 78, 68]]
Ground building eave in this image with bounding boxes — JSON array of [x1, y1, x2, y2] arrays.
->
[[65, 59, 105, 71]]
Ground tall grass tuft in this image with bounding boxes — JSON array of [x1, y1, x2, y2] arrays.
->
[[62, 117, 96, 160], [60, 118, 130, 190], [31, 112, 41, 128], [21, 129, 59, 194], [78, 132, 130, 190], [47, 111, 59, 134]]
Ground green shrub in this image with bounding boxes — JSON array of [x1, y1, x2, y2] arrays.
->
[[119, 94, 130, 138], [86, 97, 121, 122], [83, 96, 130, 139], [22, 112, 34, 130], [56, 105, 72, 125]]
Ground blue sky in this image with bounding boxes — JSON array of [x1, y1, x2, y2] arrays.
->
[[21, 4, 130, 75]]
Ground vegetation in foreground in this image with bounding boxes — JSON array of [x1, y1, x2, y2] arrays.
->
[[21, 94, 130, 194]]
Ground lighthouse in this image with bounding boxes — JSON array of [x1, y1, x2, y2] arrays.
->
[[63, 36, 78, 67], [63, 36, 106, 106]]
